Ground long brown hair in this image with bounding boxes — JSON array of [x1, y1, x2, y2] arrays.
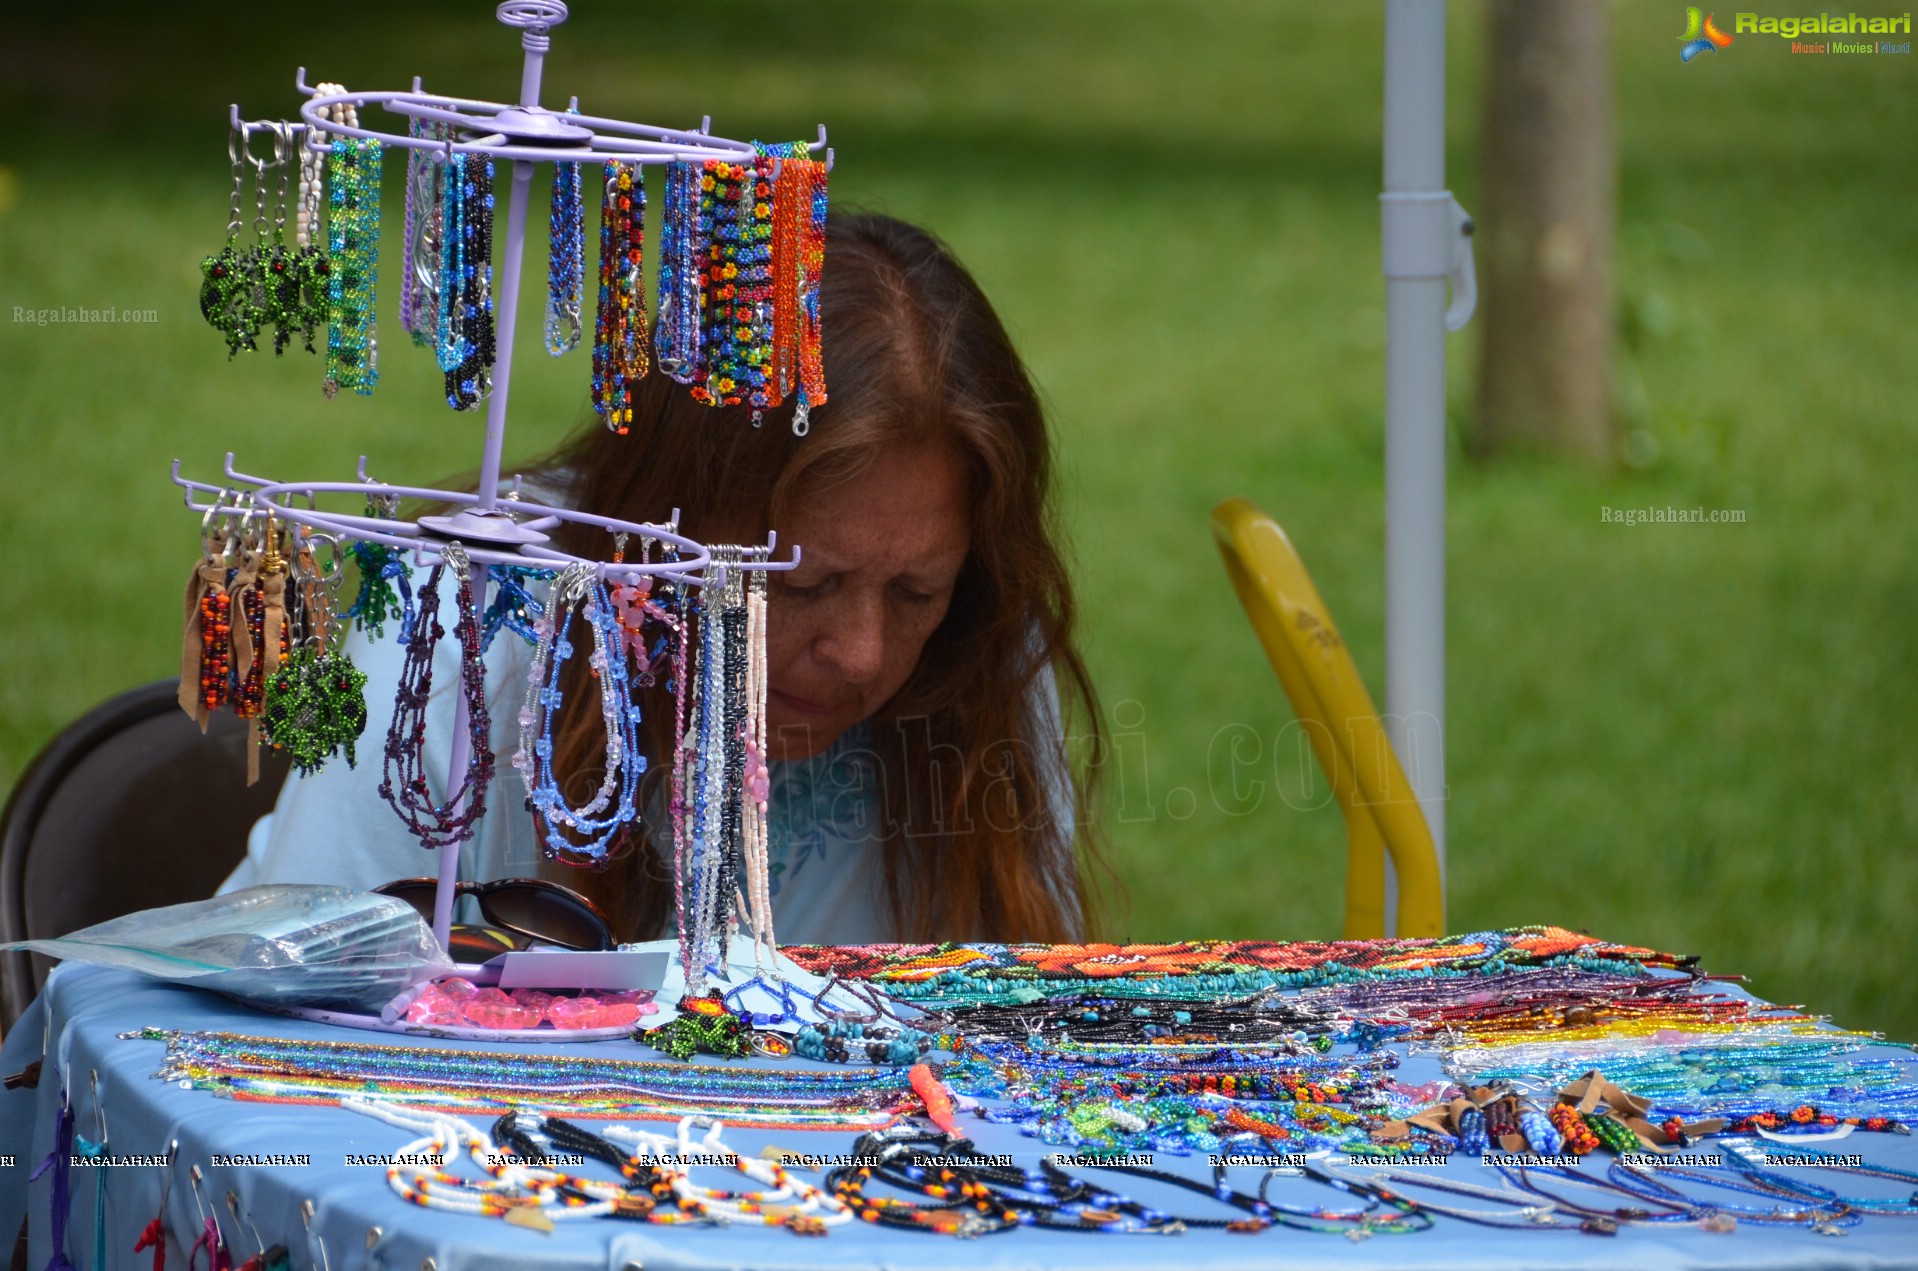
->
[[536, 211, 1109, 943]]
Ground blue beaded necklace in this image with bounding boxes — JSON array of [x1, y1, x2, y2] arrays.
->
[[512, 564, 644, 861]]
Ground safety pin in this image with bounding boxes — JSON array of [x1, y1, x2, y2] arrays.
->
[[159, 1140, 179, 1212], [225, 1189, 267, 1257], [189, 1164, 223, 1248], [300, 1198, 332, 1271]]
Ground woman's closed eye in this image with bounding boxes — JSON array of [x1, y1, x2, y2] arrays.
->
[[777, 574, 834, 601], [891, 581, 938, 604]]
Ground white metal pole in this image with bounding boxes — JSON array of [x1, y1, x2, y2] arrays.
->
[[1381, 0, 1452, 930]]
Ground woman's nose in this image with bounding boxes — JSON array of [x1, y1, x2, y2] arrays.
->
[[816, 591, 887, 684]]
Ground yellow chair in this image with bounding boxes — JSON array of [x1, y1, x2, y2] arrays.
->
[[1209, 497, 1445, 939]]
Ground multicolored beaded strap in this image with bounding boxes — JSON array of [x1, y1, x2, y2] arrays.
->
[[690, 158, 751, 407], [590, 160, 647, 433], [378, 543, 495, 849], [323, 136, 382, 397], [647, 151, 826, 429]]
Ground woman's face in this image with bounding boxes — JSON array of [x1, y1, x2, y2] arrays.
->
[[762, 442, 972, 761]]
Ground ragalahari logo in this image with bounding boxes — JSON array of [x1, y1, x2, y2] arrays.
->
[[1680, 7, 1736, 58]]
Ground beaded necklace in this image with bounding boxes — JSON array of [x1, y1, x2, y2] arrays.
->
[[679, 558, 744, 993], [1721, 1138, 1918, 1215], [322, 136, 381, 397], [130, 1029, 911, 1129], [1447, 1032, 1918, 1124], [1603, 1158, 1860, 1229], [513, 563, 644, 861], [378, 544, 494, 850]]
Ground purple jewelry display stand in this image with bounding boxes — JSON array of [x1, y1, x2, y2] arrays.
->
[[172, 1, 826, 959]]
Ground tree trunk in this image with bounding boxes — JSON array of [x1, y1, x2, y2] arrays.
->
[[1472, 0, 1617, 463]]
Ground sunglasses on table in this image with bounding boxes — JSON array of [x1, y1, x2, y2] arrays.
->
[[374, 877, 616, 961]]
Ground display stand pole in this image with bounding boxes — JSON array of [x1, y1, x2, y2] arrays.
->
[[433, 561, 490, 950], [473, 14, 549, 513]]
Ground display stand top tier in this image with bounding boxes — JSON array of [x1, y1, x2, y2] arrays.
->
[[193, 0, 821, 585]]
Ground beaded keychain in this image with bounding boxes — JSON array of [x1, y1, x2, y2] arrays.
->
[[378, 543, 495, 849], [513, 562, 645, 861], [545, 148, 585, 357], [179, 497, 236, 729], [255, 124, 323, 356], [590, 160, 647, 432], [200, 127, 268, 357], [323, 135, 382, 397], [231, 516, 290, 785], [262, 532, 369, 775]]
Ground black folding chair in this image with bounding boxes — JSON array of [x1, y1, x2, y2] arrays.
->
[[0, 681, 290, 1034]]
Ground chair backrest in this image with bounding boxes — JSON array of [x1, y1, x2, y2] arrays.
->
[[1210, 497, 1445, 938], [0, 681, 290, 1032]]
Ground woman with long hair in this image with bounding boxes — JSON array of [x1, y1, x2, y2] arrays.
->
[[226, 212, 1109, 945]]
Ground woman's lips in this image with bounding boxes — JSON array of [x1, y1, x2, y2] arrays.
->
[[771, 689, 837, 718]]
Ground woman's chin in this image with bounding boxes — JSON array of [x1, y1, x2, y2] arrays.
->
[[766, 721, 846, 763]]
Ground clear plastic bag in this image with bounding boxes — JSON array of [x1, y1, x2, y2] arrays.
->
[[1, 885, 457, 1013]]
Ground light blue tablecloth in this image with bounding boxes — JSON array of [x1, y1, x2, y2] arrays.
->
[[3, 963, 1916, 1270]]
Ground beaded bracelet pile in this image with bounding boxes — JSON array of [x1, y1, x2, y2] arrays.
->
[[782, 927, 1695, 1008]]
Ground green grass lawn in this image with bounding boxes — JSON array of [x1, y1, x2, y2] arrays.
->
[[3, 1, 1913, 1038]]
